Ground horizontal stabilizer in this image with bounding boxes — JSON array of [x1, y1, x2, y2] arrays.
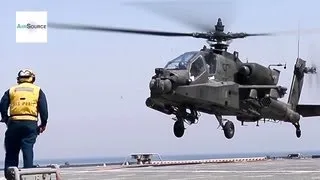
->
[[296, 104, 320, 117]]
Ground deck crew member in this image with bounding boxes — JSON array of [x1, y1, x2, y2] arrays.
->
[[0, 69, 48, 178]]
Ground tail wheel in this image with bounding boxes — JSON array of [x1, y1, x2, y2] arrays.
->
[[293, 122, 301, 138], [296, 129, 301, 138]]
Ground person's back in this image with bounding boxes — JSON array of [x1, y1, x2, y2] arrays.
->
[[0, 69, 48, 179], [9, 82, 41, 121]]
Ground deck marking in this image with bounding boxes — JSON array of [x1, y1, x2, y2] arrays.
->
[[121, 170, 320, 173]]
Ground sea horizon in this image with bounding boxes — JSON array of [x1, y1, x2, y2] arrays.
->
[[0, 150, 318, 168], [20, 149, 320, 167]]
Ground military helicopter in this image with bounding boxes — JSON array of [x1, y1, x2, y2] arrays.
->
[[48, 17, 320, 140]]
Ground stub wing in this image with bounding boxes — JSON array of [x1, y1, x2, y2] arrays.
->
[[296, 104, 320, 117]]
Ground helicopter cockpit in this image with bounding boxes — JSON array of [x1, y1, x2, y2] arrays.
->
[[164, 51, 210, 82], [164, 52, 198, 70], [189, 55, 206, 81]]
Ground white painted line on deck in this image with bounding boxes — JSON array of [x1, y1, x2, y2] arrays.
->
[[246, 175, 274, 178], [61, 169, 124, 174], [120, 170, 320, 173], [168, 176, 213, 180], [117, 173, 136, 177]]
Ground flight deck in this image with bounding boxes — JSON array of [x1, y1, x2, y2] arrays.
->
[[4, 153, 320, 180], [57, 158, 320, 180]]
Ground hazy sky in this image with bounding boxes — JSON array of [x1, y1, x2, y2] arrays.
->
[[1, 0, 320, 160]]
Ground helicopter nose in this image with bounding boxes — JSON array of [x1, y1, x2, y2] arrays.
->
[[149, 78, 172, 94]]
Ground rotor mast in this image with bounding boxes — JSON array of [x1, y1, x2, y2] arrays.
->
[[208, 18, 229, 52]]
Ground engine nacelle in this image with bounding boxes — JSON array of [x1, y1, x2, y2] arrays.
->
[[237, 63, 280, 85]]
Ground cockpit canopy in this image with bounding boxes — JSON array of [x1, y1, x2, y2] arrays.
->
[[164, 52, 198, 70], [164, 51, 211, 82], [163, 50, 239, 83]]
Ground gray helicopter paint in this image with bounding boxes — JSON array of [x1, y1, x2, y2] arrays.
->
[[48, 16, 320, 140]]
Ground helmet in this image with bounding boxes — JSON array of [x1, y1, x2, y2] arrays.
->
[[17, 69, 36, 83]]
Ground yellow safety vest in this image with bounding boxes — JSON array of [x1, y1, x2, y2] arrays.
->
[[9, 83, 40, 121]]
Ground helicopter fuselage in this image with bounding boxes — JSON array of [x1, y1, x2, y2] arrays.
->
[[146, 48, 298, 125], [47, 16, 320, 139]]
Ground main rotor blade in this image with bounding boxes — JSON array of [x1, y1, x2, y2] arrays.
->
[[230, 29, 320, 39], [48, 23, 320, 41], [266, 28, 320, 36], [125, 0, 236, 32], [246, 33, 273, 37], [48, 23, 194, 37], [227, 32, 273, 39]]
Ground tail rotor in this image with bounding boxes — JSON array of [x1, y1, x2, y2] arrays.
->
[[305, 43, 320, 89]]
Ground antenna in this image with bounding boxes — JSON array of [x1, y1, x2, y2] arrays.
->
[[297, 21, 300, 58]]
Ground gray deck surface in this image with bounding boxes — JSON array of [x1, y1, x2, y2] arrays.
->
[[56, 158, 320, 180]]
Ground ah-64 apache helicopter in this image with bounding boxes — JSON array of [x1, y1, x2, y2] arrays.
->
[[49, 17, 320, 140]]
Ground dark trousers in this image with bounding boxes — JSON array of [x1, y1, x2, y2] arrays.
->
[[4, 120, 38, 178]]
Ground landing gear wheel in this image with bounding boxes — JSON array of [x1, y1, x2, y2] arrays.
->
[[296, 129, 301, 138], [173, 120, 185, 138], [223, 121, 235, 139]]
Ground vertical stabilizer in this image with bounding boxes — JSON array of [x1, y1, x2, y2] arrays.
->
[[288, 23, 304, 111], [287, 58, 306, 110]]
